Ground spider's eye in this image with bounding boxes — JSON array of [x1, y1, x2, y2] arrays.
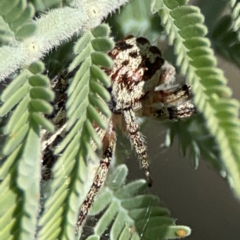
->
[[143, 56, 164, 80]]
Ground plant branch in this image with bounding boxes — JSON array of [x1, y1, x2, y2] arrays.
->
[[0, 0, 129, 81]]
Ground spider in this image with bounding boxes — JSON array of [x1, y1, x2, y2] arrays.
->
[[74, 35, 196, 233], [41, 35, 196, 235]]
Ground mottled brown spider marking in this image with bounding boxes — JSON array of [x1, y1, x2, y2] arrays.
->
[[107, 35, 164, 111]]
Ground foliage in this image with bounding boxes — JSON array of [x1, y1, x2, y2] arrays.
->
[[80, 165, 191, 240], [0, 0, 240, 240], [153, 0, 240, 195]]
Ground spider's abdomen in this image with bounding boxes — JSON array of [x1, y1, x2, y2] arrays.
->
[[106, 35, 164, 112]]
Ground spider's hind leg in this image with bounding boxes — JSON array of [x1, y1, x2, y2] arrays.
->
[[75, 121, 116, 234], [123, 108, 152, 187]]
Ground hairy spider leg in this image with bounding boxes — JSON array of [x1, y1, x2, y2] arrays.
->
[[123, 108, 152, 186], [142, 84, 197, 120], [75, 120, 116, 234], [150, 101, 196, 120]]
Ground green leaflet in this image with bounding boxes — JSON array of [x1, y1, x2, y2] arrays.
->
[[31, 112, 55, 132], [67, 70, 90, 116], [28, 61, 45, 74], [91, 23, 111, 37], [87, 104, 108, 130], [85, 165, 191, 240], [91, 52, 113, 68], [85, 119, 102, 149], [29, 75, 50, 87], [90, 65, 111, 87], [0, 0, 35, 42], [91, 37, 115, 52], [67, 60, 91, 99], [30, 86, 55, 101], [0, 82, 29, 116], [16, 22, 37, 39], [54, 117, 85, 154], [30, 99, 53, 114], [89, 94, 112, 118], [69, 45, 92, 73], [73, 32, 92, 55], [90, 79, 111, 102], [2, 123, 29, 156], [5, 101, 29, 134], [1, 70, 30, 101]]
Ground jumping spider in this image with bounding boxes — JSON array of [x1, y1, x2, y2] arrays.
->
[[41, 35, 196, 235]]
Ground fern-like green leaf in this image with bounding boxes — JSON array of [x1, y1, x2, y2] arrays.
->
[[166, 116, 222, 171], [151, 0, 240, 198], [82, 165, 191, 240], [38, 23, 114, 240], [229, 0, 240, 41], [107, 0, 162, 42], [211, 15, 240, 67], [0, 61, 55, 239]]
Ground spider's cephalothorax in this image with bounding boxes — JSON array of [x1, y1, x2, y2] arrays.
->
[[75, 35, 196, 233], [106, 35, 165, 112]]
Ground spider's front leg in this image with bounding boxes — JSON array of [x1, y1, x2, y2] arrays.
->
[[75, 120, 116, 234], [123, 108, 152, 186]]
